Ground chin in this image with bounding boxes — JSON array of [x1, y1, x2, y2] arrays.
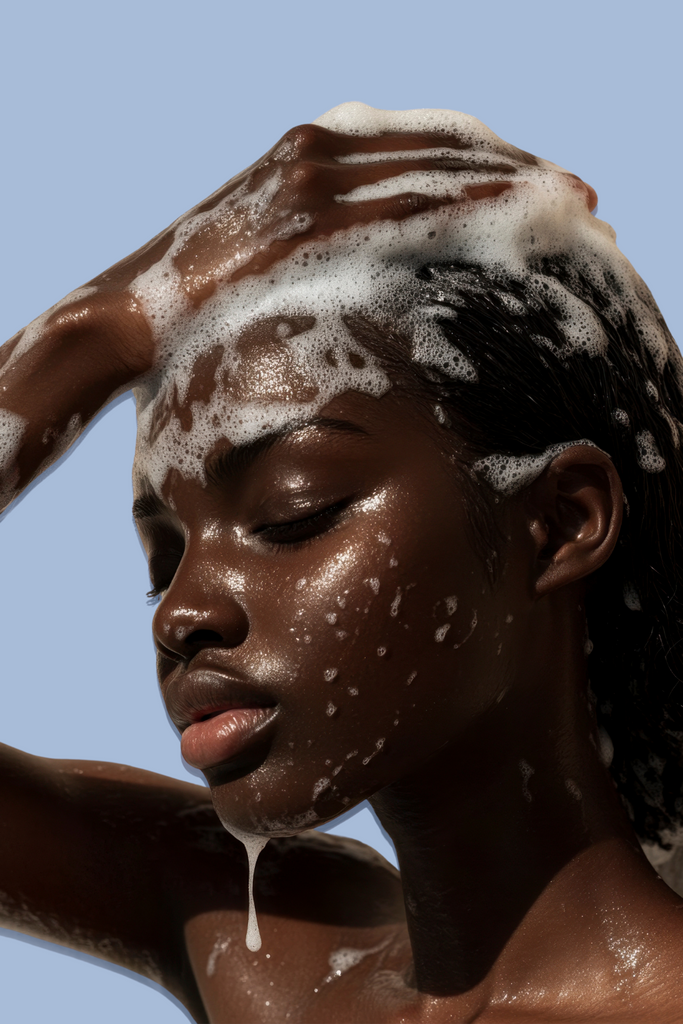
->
[[208, 772, 365, 839]]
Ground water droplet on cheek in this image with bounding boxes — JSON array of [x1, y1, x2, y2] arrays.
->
[[362, 738, 385, 765], [390, 588, 402, 617], [313, 777, 330, 798]]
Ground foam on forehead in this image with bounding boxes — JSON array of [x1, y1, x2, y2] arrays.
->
[[131, 101, 678, 496]]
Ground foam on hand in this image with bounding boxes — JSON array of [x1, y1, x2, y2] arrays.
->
[[125, 101, 679, 496], [0, 409, 27, 510]]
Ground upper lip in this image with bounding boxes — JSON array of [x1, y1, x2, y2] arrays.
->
[[164, 662, 277, 732]]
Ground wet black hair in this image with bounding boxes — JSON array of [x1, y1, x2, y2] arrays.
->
[[354, 257, 683, 847]]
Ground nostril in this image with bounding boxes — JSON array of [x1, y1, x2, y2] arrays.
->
[[185, 628, 224, 647], [157, 597, 250, 656]]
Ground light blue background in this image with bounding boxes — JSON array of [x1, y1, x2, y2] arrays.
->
[[0, 0, 680, 1019]]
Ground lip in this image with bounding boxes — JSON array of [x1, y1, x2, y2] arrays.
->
[[181, 706, 279, 770], [165, 667, 278, 771]]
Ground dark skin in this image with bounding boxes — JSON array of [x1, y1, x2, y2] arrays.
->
[[1, 121, 682, 1023]]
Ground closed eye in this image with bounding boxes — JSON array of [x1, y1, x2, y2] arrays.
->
[[254, 499, 351, 549], [146, 547, 184, 603]]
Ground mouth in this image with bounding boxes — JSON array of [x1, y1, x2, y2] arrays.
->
[[165, 668, 279, 772], [181, 706, 278, 771]]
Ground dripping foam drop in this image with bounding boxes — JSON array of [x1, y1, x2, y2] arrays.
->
[[230, 831, 269, 951]]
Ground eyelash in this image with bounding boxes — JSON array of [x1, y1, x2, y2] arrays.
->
[[145, 501, 350, 601], [255, 499, 350, 551], [146, 549, 184, 604]]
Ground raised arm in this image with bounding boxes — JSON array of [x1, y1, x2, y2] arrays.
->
[[0, 743, 222, 1018], [0, 117, 496, 511]]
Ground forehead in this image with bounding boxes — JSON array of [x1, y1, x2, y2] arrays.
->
[[132, 388, 436, 514], [132, 301, 393, 498]]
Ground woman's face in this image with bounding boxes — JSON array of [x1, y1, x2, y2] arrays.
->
[[134, 358, 526, 839]]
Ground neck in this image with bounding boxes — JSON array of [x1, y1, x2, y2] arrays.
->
[[370, 598, 645, 1002]]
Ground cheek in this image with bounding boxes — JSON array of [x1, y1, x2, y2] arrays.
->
[[210, 489, 509, 835], [267, 520, 490, 772]]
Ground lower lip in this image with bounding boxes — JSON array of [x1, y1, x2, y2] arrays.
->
[[181, 708, 276, 770]]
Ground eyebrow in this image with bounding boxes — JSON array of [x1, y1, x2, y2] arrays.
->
[[132, 492, 165, 522], [132, 416, 369, 521], [204, 416, 370, 487]]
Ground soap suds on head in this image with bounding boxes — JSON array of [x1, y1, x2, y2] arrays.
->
[[645, 380, 659, 403], [635, 430, 666, 473], [473, 439, 601, 496], [126, 101, 680, 500]]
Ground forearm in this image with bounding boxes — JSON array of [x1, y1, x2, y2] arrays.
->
[[0, 744, 209, 967], [0, 286, 155, 510]]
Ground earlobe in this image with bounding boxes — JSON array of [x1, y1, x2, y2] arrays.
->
[[525, 445, 623, 597]]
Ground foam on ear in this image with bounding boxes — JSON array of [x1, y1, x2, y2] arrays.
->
[[472, 440, 602, 496]]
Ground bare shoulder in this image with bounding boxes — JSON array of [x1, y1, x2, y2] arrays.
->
[[181, 827, 407, 1023]]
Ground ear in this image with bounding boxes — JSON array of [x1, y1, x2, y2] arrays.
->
[[524, 445, 623, 597]]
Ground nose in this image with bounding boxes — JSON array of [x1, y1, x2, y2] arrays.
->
[[152, 562, 250, 662]]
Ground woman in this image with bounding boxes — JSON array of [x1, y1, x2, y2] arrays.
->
[[1, 102, 682, 1022]]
